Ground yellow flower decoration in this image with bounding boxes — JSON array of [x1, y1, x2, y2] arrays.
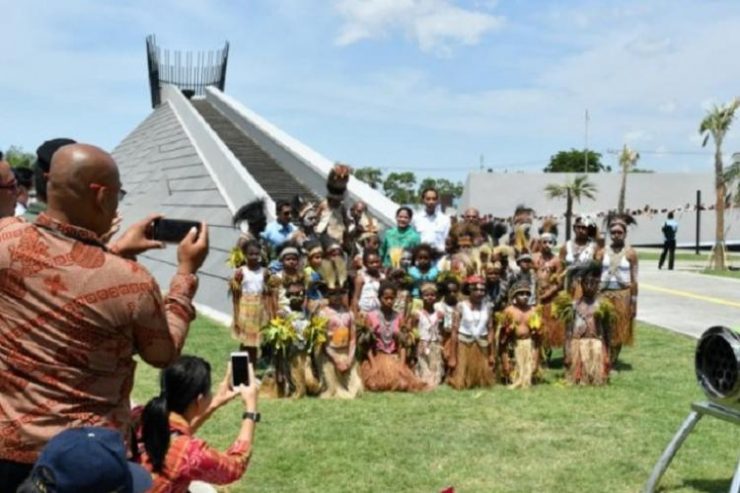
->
[[261, 317, 297, 354], [527, 306, 543, 332], [227, 246, 246, 269]]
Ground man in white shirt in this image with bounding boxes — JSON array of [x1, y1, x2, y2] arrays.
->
[[412, 186, 450, 253]]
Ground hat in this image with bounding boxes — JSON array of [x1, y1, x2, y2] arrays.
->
[[36, 138, 76, 173], [326, 163, 351, 196], [509, 280, 532, 298], [516, 252, 533, 264], [31, 427, 152, 493]]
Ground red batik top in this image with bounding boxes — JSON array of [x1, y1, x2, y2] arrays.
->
[[0, 214, 198, 464], [137, 412, 252, 493]]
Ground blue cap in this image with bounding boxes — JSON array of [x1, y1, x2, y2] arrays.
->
[[31, 427, 152, 493]]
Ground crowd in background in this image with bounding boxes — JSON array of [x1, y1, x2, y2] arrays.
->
[[0, 141, 639, 492]]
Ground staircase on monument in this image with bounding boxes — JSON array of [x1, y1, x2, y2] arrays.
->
[[191, 99, 318, 204]]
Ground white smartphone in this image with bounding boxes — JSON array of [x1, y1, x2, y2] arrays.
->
[[230, 351, 251, 388]]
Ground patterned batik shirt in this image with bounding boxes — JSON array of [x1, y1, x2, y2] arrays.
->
[[0, 213, 198, 463]]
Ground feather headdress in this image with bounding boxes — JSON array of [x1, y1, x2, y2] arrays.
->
[[326, 163, 352, 196]]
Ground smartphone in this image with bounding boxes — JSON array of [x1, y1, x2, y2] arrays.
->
[[149, 218, 201, 243], [231, 351, 251, 388]]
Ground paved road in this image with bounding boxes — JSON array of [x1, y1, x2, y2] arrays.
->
[[637, 262, 740, 338]]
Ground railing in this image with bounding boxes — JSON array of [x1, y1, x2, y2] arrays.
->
[[146, 34, 229, 108]]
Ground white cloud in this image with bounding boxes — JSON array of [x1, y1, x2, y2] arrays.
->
[[333, 0, 504, 55]]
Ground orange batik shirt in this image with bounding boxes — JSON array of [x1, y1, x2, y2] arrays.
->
[[0, 214, 198, 464]]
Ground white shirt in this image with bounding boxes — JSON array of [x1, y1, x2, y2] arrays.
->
[[458, 301, 489, 340], [14, 202, 27, 217], [413, 207, 450, 252]]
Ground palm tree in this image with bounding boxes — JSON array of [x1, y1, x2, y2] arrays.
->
[[544, 175, 598, 241], [617, 144, 639, 214], [699, 98, 740, 270]]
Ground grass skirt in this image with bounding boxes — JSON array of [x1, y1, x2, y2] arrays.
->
[[601, 288, 634, 346], [448, 341, 494, 390], [233, 294, 268, 347], [361, 352, 426, 392], [289, 350, 321, 397], [542, 303, 565, 348], [568, 338, 609, 385], [319, 347, 363, 399], [416, 341, 445, 388], [509, 338, 537, 389]]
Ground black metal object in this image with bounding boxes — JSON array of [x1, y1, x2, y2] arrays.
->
[[696, 326, 740, 409], [146, 35, 230, 108]]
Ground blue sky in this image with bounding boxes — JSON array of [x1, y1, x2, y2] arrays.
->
[[2, 0, 740, 183]]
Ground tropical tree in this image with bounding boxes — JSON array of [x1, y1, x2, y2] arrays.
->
[[353, 167, 383, 190], [544, 149, 608, 173], [699, 98, 740, 270], [617, 144, 640, 214], [383, 171, 417, 204], [417, 177, 464, 202], [544, 175, 598, 241], [4, 146, 35, 169]]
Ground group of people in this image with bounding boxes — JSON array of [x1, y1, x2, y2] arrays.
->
[[0, 140, 260, 493], [0, 139, 640, 492], [228, 165, 640, 400]]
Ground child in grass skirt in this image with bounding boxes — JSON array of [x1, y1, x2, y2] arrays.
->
[[556, 263, 615, 385], [411, 282, 445, 387], [499, 281, 542, 389], [360, 281, 426, 392], [448, 275, 495, 389], [229, 239, 273, 364]]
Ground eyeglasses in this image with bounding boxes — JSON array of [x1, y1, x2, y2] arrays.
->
[[0, 178, 17, 191], [89, 183, 127, 201]]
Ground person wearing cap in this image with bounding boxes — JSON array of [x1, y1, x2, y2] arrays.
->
[[16, 427, 152, 493], [23, 138, 76, 221], [0, 144, 209, 491], [597, 213, 638, 367], [413, 187, 450, 253], [448, 275, 495, 389], [0, 160, 18, 219], [499, 280, 542, 389], [559, 215, 598, 298], [509, 251, 536, 306]]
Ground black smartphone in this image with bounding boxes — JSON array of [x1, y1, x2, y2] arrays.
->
[[231, 351, 251, 388], [150, 218, 201, 243]]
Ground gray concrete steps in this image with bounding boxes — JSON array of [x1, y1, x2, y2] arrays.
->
[[191, 99, 318, 204]]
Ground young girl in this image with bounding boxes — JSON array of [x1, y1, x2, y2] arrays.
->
[[352, 251, 384, 317], [448, 275, 495, 389], [408, 243, 439, 299], [360, 281, 426, 392], [499, 281, 542, 389], [230, 240, 272, 364], [303, 241, 325, 312], [412, 282, 445, 387], [316, 257, 363, 399], [436, 274, 461, 371]]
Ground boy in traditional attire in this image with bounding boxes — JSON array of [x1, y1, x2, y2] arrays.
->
[[534, 220, 565, 362], [499, 281, 542, 389]]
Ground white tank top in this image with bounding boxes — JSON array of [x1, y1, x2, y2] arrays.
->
[[358, 271, 381, 312], [240, 266, 265, 295], [458, 302, 489, 340], [565, 240, 596, 266], [600, 249, 631, 289]]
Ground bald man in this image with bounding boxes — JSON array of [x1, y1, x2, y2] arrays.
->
[[0, 144, 209, 490], [463, 207, 480, 224], [0, 160, 18, 218]]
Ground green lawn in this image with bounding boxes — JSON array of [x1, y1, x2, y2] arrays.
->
[[701, 268, 740, 280], [132, 318, 740, 493], [636, 250, 740, 264]]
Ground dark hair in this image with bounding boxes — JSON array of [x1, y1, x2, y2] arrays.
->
[[34, 164, 47, 202], [412, 243, 435, 262], [396, 206, 413, 219], [378, 280, 397, 297], [242, 239, 262, 255], [141, 356, 212, 473], [420, 187, 438, 199], [276, 200, 291, 214], [667, 211, 674, 219], [438, 278, 460, 297], [362, 249, 380, 264], [12, 167, 33, 189]]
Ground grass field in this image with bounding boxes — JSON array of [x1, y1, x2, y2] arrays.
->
[[636, 250, 740, 264], [132, 318, 740, 493], [701, 268, 740, 280]]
